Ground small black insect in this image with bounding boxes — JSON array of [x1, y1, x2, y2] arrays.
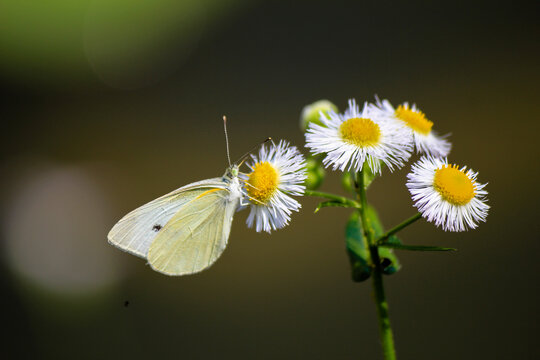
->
[[124, 300, 130, 307], [152, 224, 162, 232]]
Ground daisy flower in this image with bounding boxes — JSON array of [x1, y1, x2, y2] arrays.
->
[[407, 156, 489, 232], [371, 98, 451, 157], [244, 140, 306, 233], [305, 99, 413, 174]]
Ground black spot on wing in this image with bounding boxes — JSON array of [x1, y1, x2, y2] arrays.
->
[[152, 224, 162, 232]]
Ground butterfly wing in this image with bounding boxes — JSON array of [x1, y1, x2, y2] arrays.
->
[[108, 178, 225, 259], [147, 187, 240, 276]]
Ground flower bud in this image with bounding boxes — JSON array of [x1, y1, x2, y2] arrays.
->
[[341, 171, 355, 193], [304, 157, 325, 190], [300, 100, 338, 132]]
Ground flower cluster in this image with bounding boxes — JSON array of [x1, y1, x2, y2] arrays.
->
[[246, 97, 489, 234], [302, 97, 489, 232]]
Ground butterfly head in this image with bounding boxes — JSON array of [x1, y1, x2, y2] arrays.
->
[[223, 164, 240, 180]]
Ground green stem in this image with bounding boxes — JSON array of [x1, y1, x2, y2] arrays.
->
[[371, 261, 396, 360], [305, 189, 362, 209], [376, 213, 422, 245], [356, 170, 396, 360]]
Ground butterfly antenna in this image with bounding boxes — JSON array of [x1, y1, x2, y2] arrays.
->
[[236, 137, 272, 167], [223, 116, 232, 166]]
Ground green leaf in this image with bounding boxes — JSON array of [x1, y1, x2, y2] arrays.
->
[[378, 246, 401, 274], [314, 201, 350, 213], [378, 243, 457, 252], [364, 204, 384, 236], [364, 205, 401, 275], [345, 212, 372, 282]]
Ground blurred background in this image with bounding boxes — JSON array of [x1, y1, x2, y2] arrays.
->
[[1, 0, 538, 359]]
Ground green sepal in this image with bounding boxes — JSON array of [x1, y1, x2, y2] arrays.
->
[[361, 163, 377, 190], [364, 205, 401, 275], [343, 166, 378, 193], [314, 201, 350, 213], [378, 243, 457, 252], [345, 212, 372, 282]]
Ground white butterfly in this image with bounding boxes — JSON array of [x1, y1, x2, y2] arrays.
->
[[108, 118, 263, 276], [107, 165, 243, 276]]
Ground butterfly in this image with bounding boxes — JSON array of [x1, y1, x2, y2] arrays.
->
[[108, 117, 268, 276]]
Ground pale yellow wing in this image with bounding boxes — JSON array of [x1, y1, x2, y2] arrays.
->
[[147, 188, 238, 276]]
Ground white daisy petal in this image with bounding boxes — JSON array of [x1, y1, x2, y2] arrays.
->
[[305, 99, 413, 174], [406, 156, 489, 232], [370, 99, 451, 157], [244, 140, 306, 233]]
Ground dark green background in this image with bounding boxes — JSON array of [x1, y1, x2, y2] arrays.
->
[[1, 1, 538, 359]]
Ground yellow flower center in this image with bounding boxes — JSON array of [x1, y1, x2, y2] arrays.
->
[[433, 165, 476, 205], [339, 117, 381, 147], [246, 161, 279, 204], [395, 105, 433, 135]]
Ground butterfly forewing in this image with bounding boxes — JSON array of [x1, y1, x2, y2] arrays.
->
[[107, 178, 225, 258], [147, 188, 238, 275]]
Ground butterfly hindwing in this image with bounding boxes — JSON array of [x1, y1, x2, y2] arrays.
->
[[147, 188, 238, 275]]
